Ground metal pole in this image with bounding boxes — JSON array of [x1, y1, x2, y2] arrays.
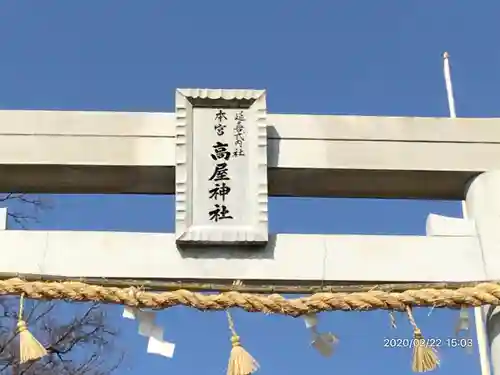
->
[[443, 51, 491, 375]]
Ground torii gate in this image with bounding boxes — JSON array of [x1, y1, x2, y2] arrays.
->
[[0, 87, 500, 372]]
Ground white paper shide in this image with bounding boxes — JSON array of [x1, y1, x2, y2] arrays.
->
[[123, 307, 175, 358]]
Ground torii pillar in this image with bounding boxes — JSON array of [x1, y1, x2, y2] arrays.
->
[[465, 171, 500, 374]]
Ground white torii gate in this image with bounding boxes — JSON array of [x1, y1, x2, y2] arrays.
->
[[0, 88, 500, 371]]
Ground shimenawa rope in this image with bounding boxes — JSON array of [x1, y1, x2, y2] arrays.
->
[[1, 278, 499, 316]]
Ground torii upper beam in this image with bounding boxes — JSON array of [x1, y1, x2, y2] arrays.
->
[[0, 109, 499, 199]]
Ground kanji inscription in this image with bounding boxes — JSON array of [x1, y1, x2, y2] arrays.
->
[[175, 89, 268, 245]]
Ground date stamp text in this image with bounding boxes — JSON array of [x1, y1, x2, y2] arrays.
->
[[383, 337, 473, 349]]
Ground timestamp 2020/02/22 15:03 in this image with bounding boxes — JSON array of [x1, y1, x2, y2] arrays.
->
[[383, 337, 473, 349]]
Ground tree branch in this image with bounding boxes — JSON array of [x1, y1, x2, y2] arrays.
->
[[0, 194, 121, 375]]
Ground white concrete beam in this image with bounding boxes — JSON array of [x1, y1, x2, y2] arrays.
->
[[426, 213, 476, 237], [0, 230, 483, 283], [0, 208, 7, 230], [1, 110, 500, 198]]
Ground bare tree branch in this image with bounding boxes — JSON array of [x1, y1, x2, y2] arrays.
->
[[0, 195, 122, 375], [0, 298, 122, 375], [0, 194, 51, 229]]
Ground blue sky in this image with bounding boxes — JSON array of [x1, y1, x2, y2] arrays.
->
[[0, 1, 497, 374]]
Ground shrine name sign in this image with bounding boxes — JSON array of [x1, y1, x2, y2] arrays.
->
[[175, 89, 268, 245]]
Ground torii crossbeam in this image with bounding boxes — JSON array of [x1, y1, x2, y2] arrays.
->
[[0, 90, 497, 285], [1, 88, 500, 372]]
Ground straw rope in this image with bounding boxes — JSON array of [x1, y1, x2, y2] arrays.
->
[[1, 278, 500, 316]]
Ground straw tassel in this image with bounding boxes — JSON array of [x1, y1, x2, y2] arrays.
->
[[226, 310, 259, 375], [406, 306, 439, 373], [17, 294, 47, 363]]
